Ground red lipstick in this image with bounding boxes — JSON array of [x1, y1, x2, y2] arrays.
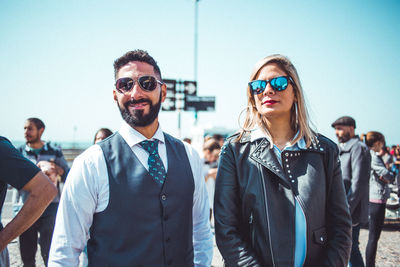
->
[[263, 100, 278, 106]]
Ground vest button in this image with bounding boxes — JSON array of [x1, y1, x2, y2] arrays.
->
[[167, 260, 173, 265], [164, 215, 168, 221], [166, 237, 171, 242], [161, 194, 167, 201]]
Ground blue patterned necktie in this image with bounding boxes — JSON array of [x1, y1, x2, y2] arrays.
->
[[140, 140, 166, 185]]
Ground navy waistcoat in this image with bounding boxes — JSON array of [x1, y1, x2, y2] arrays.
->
[[88, 132, 195, 267]]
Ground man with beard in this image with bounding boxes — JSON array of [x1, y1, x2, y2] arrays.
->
[[49, 50, 213, 266], [332, 116, 371, 267], [16, 118, 69, 267]]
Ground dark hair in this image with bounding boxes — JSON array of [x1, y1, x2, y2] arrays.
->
[[395, 146, 400, 156], [183, 137, 192, 144], [94, 128, 113, 144], [203, 139, 221, 152], [113, 50, 162, 80], [27, 117, 45, 130], [212, 134, 224, 142], [360, 131, 385, 148]]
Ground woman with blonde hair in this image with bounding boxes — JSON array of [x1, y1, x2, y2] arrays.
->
[[214, 54, 352, 266], [361, 131, 394, 267]]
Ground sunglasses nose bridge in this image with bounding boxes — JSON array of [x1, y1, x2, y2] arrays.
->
[[127, 79, 145, 97], [263, 81, 276, 95]]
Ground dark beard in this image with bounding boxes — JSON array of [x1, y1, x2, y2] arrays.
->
[[338, 132, 351, 143], [26, 134, 40, 144], [118, 93, 162, 127]]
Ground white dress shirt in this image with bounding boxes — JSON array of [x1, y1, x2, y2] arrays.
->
[[48, 122, 213, 266]]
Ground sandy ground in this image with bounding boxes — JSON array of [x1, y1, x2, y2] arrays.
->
[[5, 227, 400, 267]]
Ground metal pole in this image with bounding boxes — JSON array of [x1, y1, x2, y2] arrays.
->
[[178, 80, 182, 138], [73, 125, 77, 148], [194, 0, 199, 125], [178, 109, 181, 138], [194, 0, 199, 82]]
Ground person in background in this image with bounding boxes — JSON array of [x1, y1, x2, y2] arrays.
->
[[361, 132, 394, 267], [212, 134, 225, 147], [215, 54, 352, 266], [203, 139, 221, 168], [379, 146, 393, 170], [392, 146, 400, 197], [49, 49, 213, 266], [0, 136, 57, 267], [202, 138, 221, 222], [182, 138, 191, 144], [390, 145, 396, 155], [12, 189, 23, 216], [93, 128, 113, 144], [332, 116, 371, 267], [18, 117, 69, 267]]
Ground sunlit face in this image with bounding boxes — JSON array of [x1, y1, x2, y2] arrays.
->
[[253, 63, 296, 122], [24, 121, 43, 144], [334, 125, 353, 143], [113, 61, 166, 128]]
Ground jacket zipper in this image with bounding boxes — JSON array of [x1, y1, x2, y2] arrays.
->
[[294, 194, 307, 267], [258, 164, 276, 267], [249, 212, 255, 249]]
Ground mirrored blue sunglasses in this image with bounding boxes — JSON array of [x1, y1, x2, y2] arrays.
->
[[248, 76, 294, 95]]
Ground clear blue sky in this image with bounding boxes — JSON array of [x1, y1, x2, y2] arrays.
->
[[1, 0, 399, 146]]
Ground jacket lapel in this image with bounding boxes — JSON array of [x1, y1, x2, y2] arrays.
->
[[249, 138, 291, 188]]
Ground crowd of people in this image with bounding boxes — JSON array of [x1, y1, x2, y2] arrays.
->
[[0, 50, 399, 267]]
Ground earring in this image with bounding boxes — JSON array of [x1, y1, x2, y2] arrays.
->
[[295, 102, 299, 126]]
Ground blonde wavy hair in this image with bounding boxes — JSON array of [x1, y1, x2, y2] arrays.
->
[[238, 54, 316, 147]]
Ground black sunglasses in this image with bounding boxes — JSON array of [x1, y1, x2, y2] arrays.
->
[[115, 76, 163, 93], [248, 76, 294, 95]]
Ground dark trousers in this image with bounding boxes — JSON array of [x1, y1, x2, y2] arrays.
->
[[365, 202, 386, 267], [349, 224, 365, 267], [19, 215, 56, 267]]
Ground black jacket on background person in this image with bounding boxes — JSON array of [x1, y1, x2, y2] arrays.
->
[[214, 132, 352, 267]]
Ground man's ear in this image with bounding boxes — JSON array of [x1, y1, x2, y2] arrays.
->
[[38, 127, 45, 137], [161, 83, 167, 102], [113, 90, 117, 102]]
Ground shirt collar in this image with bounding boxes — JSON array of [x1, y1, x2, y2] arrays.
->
[[250, 127, 306, 150], [339, 136, 360, 151], [119, 121, 165, 148]]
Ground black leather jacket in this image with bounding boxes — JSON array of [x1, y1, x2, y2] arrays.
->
[[214, 132, 352, 267]]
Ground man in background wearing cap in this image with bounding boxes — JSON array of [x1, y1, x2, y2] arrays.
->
[[332, 116, 371, 267]]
